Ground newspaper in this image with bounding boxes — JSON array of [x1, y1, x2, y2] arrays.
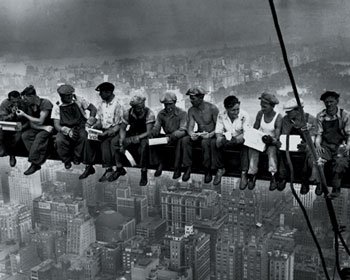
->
[[148, 137, 169, 146], [0, 121, 22, 131], [279, 135, 302, 152], [243, 127, 266, 152], [86, 128, 103, 141]]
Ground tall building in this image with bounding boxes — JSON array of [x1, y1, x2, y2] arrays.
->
[[215, 237, 235, 280], [33, 194, 86, 230], [268, 250, 294, 280], [66, 214, 96, 256], [100, 242, 123, 277], [30, 230, 65, 261], [82, 173, 98, 207], [56, 169, 83, 197], [292, 184, 316, 210], [0, 203, 31, 244], [161, 187, 219, 231], [40, 160, 59, 183], [9, 162, 41, 209], [30, 259, 55, 280], [136, 216, 167, 242]]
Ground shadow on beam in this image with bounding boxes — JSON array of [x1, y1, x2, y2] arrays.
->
[[10, 141, 350, 188]]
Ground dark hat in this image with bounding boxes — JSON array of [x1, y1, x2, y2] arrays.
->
[[160, 92, 177, 103], [320, 91, 340, 101], [57, 84, 75, 95], [185, 87, 207, 96], [259, 92, 279, 105], [95, 82, 115, 92]]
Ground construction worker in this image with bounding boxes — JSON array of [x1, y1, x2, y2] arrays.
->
[[152, 92, 187, 179], [247, 92, 282, 190], [278, 98, 318, 194], [181, 87, 219, 183], [112, 94, 156, 186], [51, 84, 97, 179], [0, 90, 28, 167], [16, 85, 53, 175], [88, 82, 125, 182], [315, 91, 350, 197], [213, 95, 250, 187]]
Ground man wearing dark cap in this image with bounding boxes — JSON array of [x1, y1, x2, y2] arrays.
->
[[315, 91, 350, 197], [51, 84, 97, 179], [152, 92, 187, 178], [278, 98, 318, 194], [181, 87, 219, 183], [112, 94, 156, 186], [247, 92, 282, 190], [87, 82, 125, 182], [0, 90, 28, 167], [16, 85, 54, 175]]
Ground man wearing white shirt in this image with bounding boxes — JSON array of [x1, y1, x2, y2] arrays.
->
[[213, 95, 250, 186]]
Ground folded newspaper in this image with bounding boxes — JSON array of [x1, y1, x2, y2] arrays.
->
[[279, 135, 302, 152], [148, 137, 169, 146], [243, 127, 266, 152], [0, 121, 22, 131], [86, 128, 103, 141]]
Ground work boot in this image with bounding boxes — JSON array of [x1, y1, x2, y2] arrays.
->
[[9, 156, 16, 167], [173, 168, 181, 180], [140, 170, 148, 186], [239, 172, 248, 190], [64, 161, 72, 170], [154, 163, 163, 177], [204, 170, 212, 184], [247, 174, 257, 190], [315, 183, 323, 196], [0, 147, 6, 157], [182, 167, 191, 182], [24, 163, 41, 175], [213, 168, 225, 186], [99, 168, 114, 182], [300, 182, 310, 195], [277, 179, 287, 191], [79, 165, 95, 180], [108, 167, 127, 182], [269, 173, 278, 191], [330, 187, 341, 198]]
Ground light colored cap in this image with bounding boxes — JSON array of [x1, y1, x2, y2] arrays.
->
[[130, 94, 146, 106], [283, 98, 304, 112], [160, 92, 177, 103]]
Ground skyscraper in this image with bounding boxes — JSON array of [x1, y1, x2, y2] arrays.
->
[[268, 250, 294, 280]]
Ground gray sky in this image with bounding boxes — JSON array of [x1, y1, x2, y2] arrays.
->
[[0, 0, 349, 58]]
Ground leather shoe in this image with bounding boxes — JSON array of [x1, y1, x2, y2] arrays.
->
[[140, 170, 148, 186], [239, 172, 248, 190], [0, 148, 6, 157], [315, 183, 323, 196], [182, 167, 191, 182], [154, 163, 163, 177], [213, 168, 225, 186], [173, 169, 181, 180], [99, 168, 114, 182], [64, 162, 72, 170], [330, 187, 340, 198], [204, 171, 212, 184], [108, 168, 127, 182], [79, 165, 95, 180], [9, 156, 16, 167], [24, 164, 41, 175], [247, 174, 257, 190], [300, 182, 310, 195], [277, 179, 287, 191]]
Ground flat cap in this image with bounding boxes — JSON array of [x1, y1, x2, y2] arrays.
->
[[320, 91, 339, 101], [283, 98, 304, 112], [95, 82, 115, 92], [185, 87, 207, 96], [22, 85, 36, 96], [259, 92, 279, 105], [130, 94, 146, 107], [57, 84, 75, 95], [160, 92, 177, 103]]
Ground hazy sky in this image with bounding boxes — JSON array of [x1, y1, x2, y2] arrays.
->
[[0, 0, 349, 58]]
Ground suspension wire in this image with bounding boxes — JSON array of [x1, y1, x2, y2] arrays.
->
[[267, 0, 350, 278], [285, 132, 331, 280]]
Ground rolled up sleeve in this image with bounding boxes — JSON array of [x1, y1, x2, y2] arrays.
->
[[215, 114, 225, 134]]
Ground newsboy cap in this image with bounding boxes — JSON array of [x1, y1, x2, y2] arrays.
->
[[320, 91, 340, 101], [185, 87, 207, 96], [283, 98, 304, 112], [130, 94, 146, 107], [95, 82, 115, 92], [259, 92, 279, 105], [57, 84, 75, 95], [160, 92, 177, 103]]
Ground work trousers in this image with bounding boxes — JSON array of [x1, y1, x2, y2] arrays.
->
[[56, 127, 87, 164], [154, 136, 186, 169], [22, 129, 51, 166], [0, 129, 22, 156], [248, 145, 278, 175]]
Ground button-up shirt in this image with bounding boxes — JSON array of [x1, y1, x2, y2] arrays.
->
[[123, 107, 155, 125], [215, 109, 250, 137], [97, 96, 124, 129], [316, 108, 350, 137], [51, 95, 90, 120], [153, 107, 187, 135]]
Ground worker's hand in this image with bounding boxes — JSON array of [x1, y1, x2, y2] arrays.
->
[[68, 127, 79, 141], [15, 109, 25, 117], [60, 126, 71, 136], [86, 117, 97, 128], [201, 132, 211, 139], [172, 130, 184, 138], [315, 143, 325, 157], [190, 133, 200, 141], [262, 135, 273, 145], [216, 136, 227, 148]]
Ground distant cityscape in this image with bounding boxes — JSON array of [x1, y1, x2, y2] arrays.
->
[[0, 38, 350, 280]]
